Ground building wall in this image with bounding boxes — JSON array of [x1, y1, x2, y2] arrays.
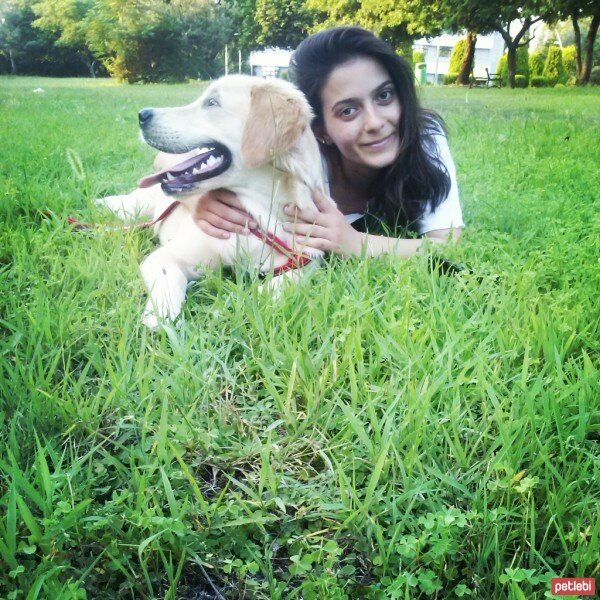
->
[[249, 48, 293, 78], [414, 33, 505, 84]]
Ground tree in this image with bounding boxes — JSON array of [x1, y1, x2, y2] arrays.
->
[[497, 45, 529, 85], [457, 31, 477, 85], [474, 1, 555, 89], [32, 0, 98, 76], [551, 0, 600, 84], [0, 0, 29, 73], [0, 0, 86, 75], [221, 0, 261, 54], [400, 0, 559, 88], [305, 0, 436, 58], [255, 0, 319, 49]]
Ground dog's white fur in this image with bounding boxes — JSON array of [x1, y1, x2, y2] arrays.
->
[[96, 75, 326, 328]]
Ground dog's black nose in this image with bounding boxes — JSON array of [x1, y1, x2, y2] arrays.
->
[[138, 108, 154, 126]]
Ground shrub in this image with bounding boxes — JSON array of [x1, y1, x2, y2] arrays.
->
[[562, 45, 578, 78], [543, 46, 565, 85], [496, 54, 507, 82], [449, 39, 467, 74], [590, 66, 600, 85], [413, 50, 425, 65], [529, 50, 545, 77], [518, 45, 530, 85], [443, 72, 459, 85], [531, 76, 551, 87], [515, 74, 528, 88]]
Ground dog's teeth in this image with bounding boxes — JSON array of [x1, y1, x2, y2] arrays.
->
[[199, 162, 209, 172], [166, 172, 175, 181], [206, 155, 217, 167], [192, 167, 202, 175]]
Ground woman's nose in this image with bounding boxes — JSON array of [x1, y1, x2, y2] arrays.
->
[[363, 104, 384, 131]]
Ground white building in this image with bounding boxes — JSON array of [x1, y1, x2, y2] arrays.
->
[[413, 33, 505, 84], [249, 48, 293, 78]]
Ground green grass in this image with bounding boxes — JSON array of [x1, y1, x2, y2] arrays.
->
[[0, 77, 599, 599]]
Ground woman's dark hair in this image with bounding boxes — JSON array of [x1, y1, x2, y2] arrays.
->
[[289, 26, 451, 231]]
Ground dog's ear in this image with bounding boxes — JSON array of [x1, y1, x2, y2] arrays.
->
[[241, 82, 310, 168]]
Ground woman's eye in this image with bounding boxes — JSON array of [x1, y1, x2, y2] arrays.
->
[[340, 106, 356, 118], [204, 97, 219, 108], [378, 89, 393, 102]]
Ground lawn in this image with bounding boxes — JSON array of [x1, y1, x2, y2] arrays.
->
[[0, 77, 598, 599]]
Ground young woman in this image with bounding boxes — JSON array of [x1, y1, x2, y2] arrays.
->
[[193, 26, 463, 258]]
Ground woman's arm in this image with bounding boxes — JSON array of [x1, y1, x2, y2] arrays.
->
[[283, 190, 461, 258]]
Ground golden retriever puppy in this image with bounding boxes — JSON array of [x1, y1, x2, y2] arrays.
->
[[96, 75, 326, 328]]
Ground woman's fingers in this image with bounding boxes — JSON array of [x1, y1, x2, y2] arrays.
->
[[194, 189, 257, 237], [311, 188, 335, 212], [283, 204, 320, 225]]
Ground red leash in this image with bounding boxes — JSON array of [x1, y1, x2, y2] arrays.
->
[[61, 200, 181, 231], [55, 202, 312, 275]]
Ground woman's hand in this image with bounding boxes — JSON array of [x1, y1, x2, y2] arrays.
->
[[193, 189, 257, 239], [282, 189, 364, 257]]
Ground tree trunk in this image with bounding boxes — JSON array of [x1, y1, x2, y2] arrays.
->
[[579, 12, 599, 84], [506, 43, 517, 89], [457, 31, 477, 85], [496, 17, 538, 89], [571, 14, 582, 79], [8, 48, 17, 75]]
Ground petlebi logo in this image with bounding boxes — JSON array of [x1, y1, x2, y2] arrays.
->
[[551, 578, 596, 596]]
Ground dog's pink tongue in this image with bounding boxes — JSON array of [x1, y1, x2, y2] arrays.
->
[[138, 171, 166, 189]]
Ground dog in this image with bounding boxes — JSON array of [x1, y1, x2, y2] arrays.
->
[[96, 75, 327, 328]]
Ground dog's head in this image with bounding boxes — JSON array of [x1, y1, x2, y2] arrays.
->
[[137, 75, 320, 199]]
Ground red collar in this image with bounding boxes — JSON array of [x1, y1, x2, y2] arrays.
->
[[249, 228, 312, 275]]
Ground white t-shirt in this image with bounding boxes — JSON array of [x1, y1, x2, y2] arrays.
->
[[323, 133, 464, 234]]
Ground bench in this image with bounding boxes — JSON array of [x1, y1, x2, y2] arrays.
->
[[470, 68, 503, 88]]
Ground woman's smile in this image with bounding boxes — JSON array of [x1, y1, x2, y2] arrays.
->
[[361, 132, 397, 150]]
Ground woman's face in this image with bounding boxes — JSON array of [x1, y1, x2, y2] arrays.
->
[[319, 57, 401, 176]]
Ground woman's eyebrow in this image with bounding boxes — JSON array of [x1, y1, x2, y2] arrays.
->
[[331, 80, 394, 112]]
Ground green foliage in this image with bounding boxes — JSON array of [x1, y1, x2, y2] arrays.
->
[[443, 72, 459, 85], [517, 45, 530, 85], [1, 77, 600, 598], [561, 44, 578, 77], [590, 65, 600, 85], [496, 54, 507, 82], [543, 45, 566, 86], [255, 0, 317, 49], [530, 75, 551, 87], [86, 1, 232, 82], [412, 50, 425, 64], [0, 0, 88, 76], [305, 0, 433, 53], [529, 49, 546, 78], [449, 38, 467, 74], [515, 74, 528, 88]]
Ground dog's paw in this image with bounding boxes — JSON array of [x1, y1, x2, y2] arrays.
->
[[141, 307, 161, 330], [141, 308, 186, 333]]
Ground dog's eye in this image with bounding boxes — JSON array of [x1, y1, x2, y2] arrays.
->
[[204, 97, 220, 108]]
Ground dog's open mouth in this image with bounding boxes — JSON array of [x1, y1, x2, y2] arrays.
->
[[138, 143, 232, 194]]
